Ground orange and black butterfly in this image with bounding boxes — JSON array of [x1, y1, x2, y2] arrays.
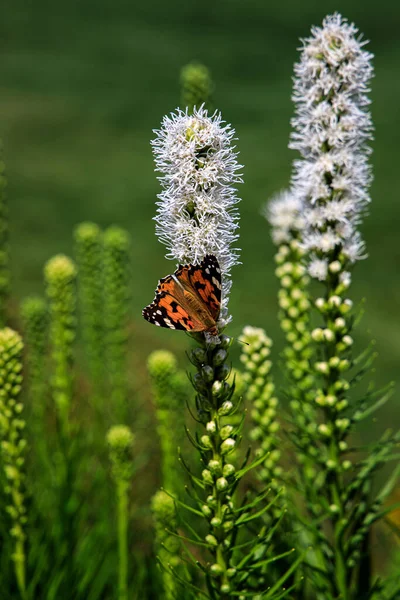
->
[[142, 254, 221, 336]]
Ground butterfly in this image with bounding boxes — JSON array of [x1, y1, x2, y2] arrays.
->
[[142, 254, 222, 336]]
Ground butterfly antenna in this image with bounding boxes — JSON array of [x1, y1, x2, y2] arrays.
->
[[236, 338, 249, 346]]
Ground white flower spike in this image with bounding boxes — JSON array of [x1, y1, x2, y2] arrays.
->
[[265, 190, 305, 245], [152, 106, 242, 324], [290, 13, 374, 280]]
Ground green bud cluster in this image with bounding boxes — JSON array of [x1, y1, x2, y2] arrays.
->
[[151, 490, 181, 600], [147, 350, 189, 493], [240, 326, 282, 487], [44, 255, 77, 431], [106, 425, 135, 485], [180, 62, 213, 114], [0, 144, 10, 326], [274, 238, 321, 490], [74, 222, 104, 391], [182, 333, 282, 597], [187, 334, 240, 594], [103, 226, 131, 413], [0, 328, 27, 595], [21, 296, 48, 418], [275, 241, 313, 392]]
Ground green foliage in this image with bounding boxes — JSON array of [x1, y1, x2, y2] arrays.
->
[[0, 142, 9, 327], [180, 62, 213, 114], [0, 12, 398, 599], [0, 328, 26, 597]]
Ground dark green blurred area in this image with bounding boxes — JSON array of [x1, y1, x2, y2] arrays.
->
[[1, 0, 399, 426]]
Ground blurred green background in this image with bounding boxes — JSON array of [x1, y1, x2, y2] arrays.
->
[[1, 0, 399, 425]]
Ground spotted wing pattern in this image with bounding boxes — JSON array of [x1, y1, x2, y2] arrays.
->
[[187, 254, 221, 320], [142, 254, 222, 332]]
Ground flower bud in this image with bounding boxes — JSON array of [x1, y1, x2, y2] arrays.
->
[[329, 261, 341, 273], [210, 563, 224, 577], [334, 317, 346, 331], [201, 435, 212, 449], [202, 469, 214, 485], [212, 381, 223, 397], [205, 534, 218, 546], [202, 505, 212, 517], [329, 295, 342, 307], [216, 364, 230, 381], [315, 361, 329, 374], [311, 328, 324, 342], [206, 420, 217, 434], [223, 463, 235, 477], [220, 425, 234, 440], [328, 356, 340, 369], [213, 348, 227, 366], [222, 520, 234, 532], [219, 335, 233, 349], [201, 365, 214, 382], [220, 438, 236, 454], [190, 347, 207, 365], [318, 424, 331, 437], [338, 359, 350, 372], [218, 401, 233, 416], [216, 477, 229, 491], [208, 459, 222, 475]]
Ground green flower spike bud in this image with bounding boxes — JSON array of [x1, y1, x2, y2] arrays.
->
[[0, 328, 27, 597], [44, 255, 77, 433], [147, 350, 188, 494], [180, 62, 213, 114], [103, 226, 131, 417], [74, 222, 104, 395], [107, 425, 135, 600], [151, 490, 181, 600], [21, 296, 48, 421]]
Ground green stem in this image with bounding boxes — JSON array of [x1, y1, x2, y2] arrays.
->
[[117, 482, 129, 600], [14, 537, 26, 599]]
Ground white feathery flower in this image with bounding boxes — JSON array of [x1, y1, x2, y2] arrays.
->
[[264, 189, 305, 246], [342, 232, 367, 262], [309, 258, 328, 281], [340, 271, 351, 287], [302, 230, 340, 253], [151, 106, 242, 323], [289, 13, 373, 280]]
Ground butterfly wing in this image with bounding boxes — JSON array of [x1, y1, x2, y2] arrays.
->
[[142, 275, 206, 331], [142, 255, 222, 332], [187, 254, 221, 321]]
